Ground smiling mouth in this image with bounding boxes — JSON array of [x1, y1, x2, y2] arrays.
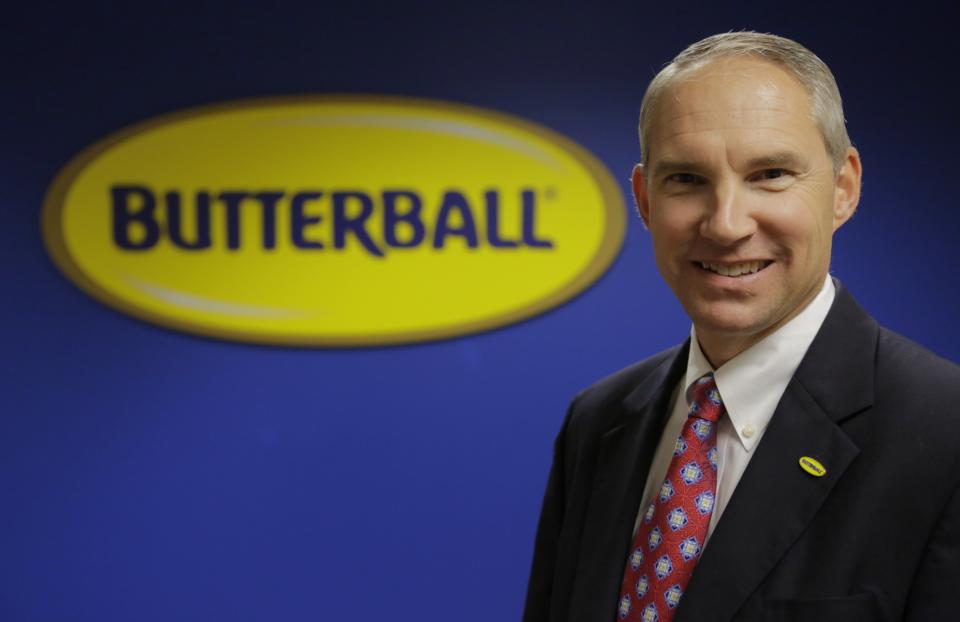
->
[[697, 260, 772, 277]]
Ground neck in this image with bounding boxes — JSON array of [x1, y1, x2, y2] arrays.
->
[[696, 332, 766, 369]]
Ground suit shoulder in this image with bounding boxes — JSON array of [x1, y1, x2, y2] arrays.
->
[[876, 327, 960, 401], [564, 344, 684, 434], [872, 327, 960, 465]]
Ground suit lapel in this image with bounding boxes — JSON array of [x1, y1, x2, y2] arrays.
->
[[675, 378, 861, 622], [568, 342, 689, 622], [676, 281, 878, 622]]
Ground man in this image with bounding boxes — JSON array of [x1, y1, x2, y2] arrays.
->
[[523, 32, 960, 622]]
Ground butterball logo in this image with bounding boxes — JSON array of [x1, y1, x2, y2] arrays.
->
[[42, 96, 626, 346]]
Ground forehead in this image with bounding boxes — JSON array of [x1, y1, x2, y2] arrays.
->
[[647, 57, 826, 166]]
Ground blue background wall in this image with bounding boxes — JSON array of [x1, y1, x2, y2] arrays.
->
[[3, 2, 958, 620]]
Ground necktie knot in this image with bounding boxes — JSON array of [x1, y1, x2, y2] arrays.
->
[[686, 373, 725, 423]]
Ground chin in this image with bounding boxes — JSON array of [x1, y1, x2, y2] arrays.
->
[[685, 300, 778, 339]]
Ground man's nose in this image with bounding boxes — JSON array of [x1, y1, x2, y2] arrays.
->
[[699, 180, 757, 244]]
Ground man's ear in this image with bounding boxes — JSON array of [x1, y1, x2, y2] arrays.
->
[[833, 147, 862, 231], [631, 164, 651, 229]]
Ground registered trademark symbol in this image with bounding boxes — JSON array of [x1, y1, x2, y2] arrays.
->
[[545, 187, 557, 200]]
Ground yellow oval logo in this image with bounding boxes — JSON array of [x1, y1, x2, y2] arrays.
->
[[42, 96, 625, 346], [799, 456, 827, 477]]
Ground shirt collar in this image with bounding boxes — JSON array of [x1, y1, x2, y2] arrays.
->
[[682, 274, 836, 452]]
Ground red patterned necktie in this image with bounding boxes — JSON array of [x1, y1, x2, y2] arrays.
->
[[616, 373, 724, 622]]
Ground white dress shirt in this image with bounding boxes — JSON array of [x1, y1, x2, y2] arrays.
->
[[634, 274, 836, 543]]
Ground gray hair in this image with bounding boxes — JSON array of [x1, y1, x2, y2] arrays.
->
[[639, 32, 851, 173]]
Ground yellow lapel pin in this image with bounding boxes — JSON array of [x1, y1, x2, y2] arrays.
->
[[799, 456, 827, 477]]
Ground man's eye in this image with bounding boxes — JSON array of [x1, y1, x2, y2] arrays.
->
[[666, 173, 705, 185], [747, 168, 797, 189], [752, 169, 792, 181]]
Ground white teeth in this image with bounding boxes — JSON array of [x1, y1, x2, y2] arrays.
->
[[700, 261, 769, 277]]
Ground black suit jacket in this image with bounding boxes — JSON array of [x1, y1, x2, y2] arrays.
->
[[524, 282, 960, 622]]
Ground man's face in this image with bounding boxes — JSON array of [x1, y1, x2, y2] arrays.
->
[[633, 57, 861, 362]]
